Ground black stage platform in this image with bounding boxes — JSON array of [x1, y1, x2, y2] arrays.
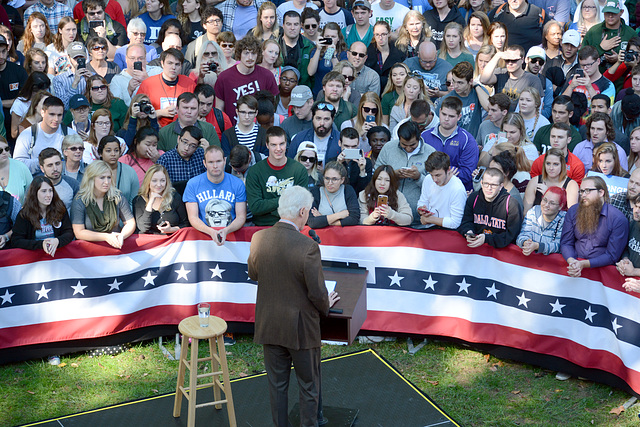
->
[[22, 349, 459, 427]]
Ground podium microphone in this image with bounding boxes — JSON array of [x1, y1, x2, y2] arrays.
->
[[309, 229, 321, 244]]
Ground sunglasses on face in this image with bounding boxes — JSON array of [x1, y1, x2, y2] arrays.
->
[[91, 85, 107, 91], [220, 42, 234, 48], [304, 24, 317, 29], [92, 45, 107, 51], [504, 58, 522, 64], [300, 155, 316, 162], [0, 147, 9, 154], [363, 106, 378, 114], [67, 146, 85, 152], [529, 57, 545, 65], [342, 74, 355, 81], [349, 51, 366, 58]]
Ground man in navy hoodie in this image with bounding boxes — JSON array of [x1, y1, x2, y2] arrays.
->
[[458, 167, 523, 248]]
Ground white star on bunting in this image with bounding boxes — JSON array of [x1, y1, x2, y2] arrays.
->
[[1, 289, 15, 305], [210, 264, 225, 279], [423, 275, 437, 291], [612, 318, 623, 335], [516, 292, 531, 308], [486, 283, 500, 299], [108, 278, 122, 292], [549, 299, 565, 314], [71, 281, 88, 295], [35, 284, 51, 300], [388, 271, 404, 287], [142, 271, 157, 287], [175, 265, 191, 281], [584, 306, 597, 323], [456, 278, 471, 294]]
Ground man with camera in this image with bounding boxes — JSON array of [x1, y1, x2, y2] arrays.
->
[[603, 37, 640, 92], [52, 42, 94, 110], [158, 92, 219, 152], [582, 0, 636, 68], [110, 44, 163, 107], [78, 0, 127, 60]]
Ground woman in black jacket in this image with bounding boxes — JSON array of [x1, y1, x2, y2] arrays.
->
[[365, 21, 406, 92], [11, 176, 74, 256], [308, 161, 360, 229]]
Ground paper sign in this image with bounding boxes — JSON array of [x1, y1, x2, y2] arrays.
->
[[325, 280, 336, 294]]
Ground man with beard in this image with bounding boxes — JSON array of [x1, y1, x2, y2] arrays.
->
[[288, 102, 341, 167], [281, 85, 314, 142], [458, 167, 523, 248], [560, 176, 628, 277], [183, 145, 247, 245], [38, 148, 79, 211], [610, 168, 640, 222], [316, 72, 356, 130]]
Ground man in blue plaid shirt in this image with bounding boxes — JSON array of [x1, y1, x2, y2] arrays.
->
[[157, 126, 207, 195], [24, 0, 73, 34]]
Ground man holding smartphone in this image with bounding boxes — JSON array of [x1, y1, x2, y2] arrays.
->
[[458, 167, 523, 248], [561, 46, 615, 107], [331, 127, 372, 193]]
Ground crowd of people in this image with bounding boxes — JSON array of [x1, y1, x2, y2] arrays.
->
[[1, 0, 640, 294]]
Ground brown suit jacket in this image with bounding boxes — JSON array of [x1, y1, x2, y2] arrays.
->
[[248, 221, 330, 350]]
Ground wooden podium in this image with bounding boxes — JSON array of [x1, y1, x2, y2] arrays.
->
[[320, 265, 368, 345]]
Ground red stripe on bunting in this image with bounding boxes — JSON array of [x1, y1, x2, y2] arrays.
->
[[363, 310, 640, 388], [0, 303, 256, 349]]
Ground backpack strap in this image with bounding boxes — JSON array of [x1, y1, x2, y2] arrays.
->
[[29, 123, 38, 156], [213, 108, 225, 133], [473, 194, 479, 208]]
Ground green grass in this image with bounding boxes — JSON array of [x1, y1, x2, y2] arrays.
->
[[0, 336, 638, 426]]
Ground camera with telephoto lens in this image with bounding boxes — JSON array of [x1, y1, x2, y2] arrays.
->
[[137, 100, 153, 114], [625, 50, 639, 63]]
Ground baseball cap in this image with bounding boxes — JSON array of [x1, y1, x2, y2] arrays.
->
[[0, 34, 7, 47], [67, 41, 87, 59], [69, 94, 90, 110], [526, 46, 546, 60], [602, 0, 621, 13], [352, 0, 371, 10], [296, 141, 318, 155], [290, 85, 313, 107], [562, 29, 581, 47], [281, 65, 300, 81]]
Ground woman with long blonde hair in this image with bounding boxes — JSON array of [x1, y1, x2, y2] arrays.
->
[[251, 2, 280, 41], [518, 87, 549, 143], [495, 113, 538, 163], [395, 11, 432, 58], [389, 74, 428, 131], [463, 11, 489, 56], [18, 12, 53, 54], [381, 63, 410, 125], [341, 92, 386, 150], [132, 164, 188, 234], [71, 160, 136, 248], [591, 142, 629, 178], [439, 22, 474, 68]]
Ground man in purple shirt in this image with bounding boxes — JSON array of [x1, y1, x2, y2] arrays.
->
[[560, 175, 629, 277]]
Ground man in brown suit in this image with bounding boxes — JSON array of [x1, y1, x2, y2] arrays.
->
[[248, 185, 340, 427]]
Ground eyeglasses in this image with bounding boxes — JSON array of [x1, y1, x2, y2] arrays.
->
[[529, 57, 545, 65], [304, 24, 317, 29], [504, 58, 522, 64], [220, 42, 234, 48], [280, 76, 298, 84], [95, 121, 111, 126], [481, 181, 501, 189], [363, 106, 378, 114], [130, 31, 145, 37], [237, 109, 257, 116], [0, 147, 9, 154], [578, 188, 598, 195], [91, 85, 107, 91], [324, 176, 342, 183], [316, 102, 335, 111], [342, 74, 355, 82], [205, 18, 222, 25], [92, 45, 107, 51], [66, 146, 85, 152], [349, 51, 366, 58], [300, 155, 316, 163], [180, 140, 199, 150], [374, 32, 389, 38], [541, 197, 559, 206], [580, 60, 598, 69], [419, 58, 437, 65]]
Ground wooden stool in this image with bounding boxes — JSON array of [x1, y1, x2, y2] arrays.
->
[[173, 315, 236, 427]]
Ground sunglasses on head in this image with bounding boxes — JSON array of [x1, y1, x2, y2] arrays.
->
[[363, 106, 378, 114], [349, 51, 366, 58], [300, 155, 316, 162], [529, 57, 545, 65], [316, 102, 335, 111]]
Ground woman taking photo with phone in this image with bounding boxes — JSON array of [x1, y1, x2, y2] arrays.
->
[[132, 164, 188, 234], [308, 161, 360, 229], [308, 23, 348, 97], [71, 160, 136, 249], [340, 92, 385, 152], [11, 176, 74, 257], [359, 165, 412, 226]]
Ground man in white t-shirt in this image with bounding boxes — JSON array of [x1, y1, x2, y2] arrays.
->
[[277, 0, 318, 25], [14, 96, 75, 174], [417, 151, 467, 229], [319, 0, 354, 29], [370, 0, 409, 32]]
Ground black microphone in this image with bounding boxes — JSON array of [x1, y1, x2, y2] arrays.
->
[[308, 229, 321, 244]]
